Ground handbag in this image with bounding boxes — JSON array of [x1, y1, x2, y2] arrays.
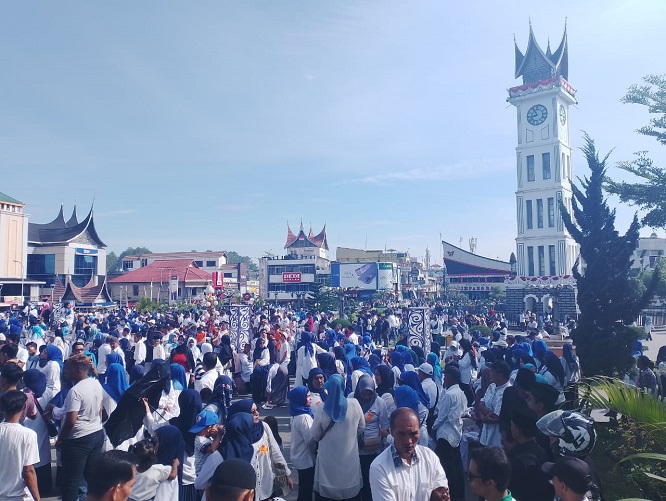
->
[[34, 397, 59, 438], [272, 461, 291, 497]]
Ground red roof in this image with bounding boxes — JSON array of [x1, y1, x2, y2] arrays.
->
[[108, 259, 211, 283]]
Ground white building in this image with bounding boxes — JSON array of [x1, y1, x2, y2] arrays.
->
[[121, 251, 227, 275]]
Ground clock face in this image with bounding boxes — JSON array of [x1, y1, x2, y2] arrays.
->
[[526, 104, 548, 126], [559, 104, 567, 125]]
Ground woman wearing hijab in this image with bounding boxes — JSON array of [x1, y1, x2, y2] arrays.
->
[[296, 331, 326, 386], [216, 335, 234, 377], [169, 335, 197, 376], [312, 374, 365, 501], [106, 351, 125, 368], [349, 356, 373, 393], [398, 371, 430, 446], [458, 338, 478, 406], [264, 357, 290, 410], [129, 364, 146, 384], [411, 345, 426, 365], [389, 351, 404, 387], [531, 339, 549, 369], [23, 369, 53, 495], [316, 352, 338, 381], [333, 345, 349, 378], [374, 365, 396, 414], [101, 362, 129, 419], [307, 368, 327, 411], [187, 337, 201, 362], [194, 413, 255, 498], [153, 425, 186, 501], [38, 344, 62, 393], [225, 399, 293, 501], [427, 352, 443, 386], [368, 353, 382, 371], [204, 375, 234, 424], [394, 385, 421, 414], [169, 389, 202, 501], [289, 386, 316, 501], [352, 375, 389, 501]]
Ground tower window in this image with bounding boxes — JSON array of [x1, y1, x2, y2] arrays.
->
[[526, 200, 533, 230], [548, 197, 555, 227], [542, 152, 551, 180], [527, 247, 535, 277], [537, 199, 544, 228], [538, 246, 545, 275], [526, 155, 535, 182], [549, 245, 556, 275]]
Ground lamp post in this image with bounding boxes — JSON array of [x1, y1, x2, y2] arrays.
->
[[50, 284, 55, 304], [13, 260, 24, 301]]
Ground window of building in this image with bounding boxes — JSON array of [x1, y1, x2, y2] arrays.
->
[[548, 197, 555, 227], [542, 152, 551, 180], [140, 259, 148, 267], [538, 246, 545, 275], [133, 285, 139, 296], [549, 245, 556, 275], [562, 152, 566, 179], [206, 260, 216, 267], [527, 246, 535, 276], [122, 261, 134, 270], [73, 254, 98, 287], [526, 200, 533, 229], [537, 199, 544, 228], [527, 155, 535, 182], [194, 260, 204, 267], [27, 254, 56, 275], [223, 273, 233, 278]]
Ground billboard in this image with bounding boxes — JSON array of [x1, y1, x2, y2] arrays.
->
[[377, 262, 394, 290], [331, 262, 378, 290], [282, 272, 302, 283]]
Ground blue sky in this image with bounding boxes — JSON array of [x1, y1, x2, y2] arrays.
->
[[2, 1, 665, 265]]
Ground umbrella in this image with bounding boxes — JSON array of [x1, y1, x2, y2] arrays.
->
[[104, 362, 168, 447]]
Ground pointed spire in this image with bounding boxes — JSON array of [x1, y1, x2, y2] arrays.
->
[[514, 22, 568, 83], [66, 205, 79, 227], [285, 222, 298, 248]]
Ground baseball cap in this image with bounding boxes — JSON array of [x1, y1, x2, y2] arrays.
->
[[541, 457, 592, 494], [189, 410, 218, 433], [417, 363, 433, 376]]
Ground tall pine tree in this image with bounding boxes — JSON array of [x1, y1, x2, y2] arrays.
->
[[561, 134, 658, 376]]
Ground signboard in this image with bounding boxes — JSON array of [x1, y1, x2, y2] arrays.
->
[[377, 262, 394, 290], [282, 272, 302, 283], [331, 263, 378, 290], [211, 271, 224, 289], [2, 295, 23, 305], [169, 275, 179, 303], [52, 302, 64, 324]]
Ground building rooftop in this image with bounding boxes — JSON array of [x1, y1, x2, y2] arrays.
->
[[109, 259, 211, 283], [0, 192, 24, 205]]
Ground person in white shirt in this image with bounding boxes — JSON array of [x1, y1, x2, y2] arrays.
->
[[369, 407, 449, 501], [289, 386, 316, 501], [133, 332, 146, 366], [195, 353, 219, 393], [0, 390, 41, 501], [417, 363, 439, 412], [238, 343, 254, 391], [433, 366, 467, 501], [295, 332, 326, 386], [477, 360, 511, 448]]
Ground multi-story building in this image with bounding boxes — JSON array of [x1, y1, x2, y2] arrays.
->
[[121, 251, 227, 274], [259, 223, 330, 302]]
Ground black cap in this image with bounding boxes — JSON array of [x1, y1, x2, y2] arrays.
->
[[210, 458, 256, 490], [541, 457, 592, 494]]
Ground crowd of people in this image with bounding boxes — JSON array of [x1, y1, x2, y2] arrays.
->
[[0, 300, 657, 501]]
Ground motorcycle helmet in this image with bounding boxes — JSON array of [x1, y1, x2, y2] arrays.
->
[[536, 410, 596, 457]]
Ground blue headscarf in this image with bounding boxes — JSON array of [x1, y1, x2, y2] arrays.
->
[[171, 389, 202, 456], [316, 352, 338, 381], [170, 363, 187, 391], [323, 374, 347, 423], [344, 343, 356, 363], [395, 345, 407, 353], [106, 352, 124, 368], [227, 399, 263, 442], [394, 385, 420, 414], [532, 340, 549, 362], [24, 369, 47, 398], [289, 386, 313, 418], [362, 334, 373, 347], [399, 370, 430, 408], [350, 356, 373, 377], [390, 351, 405, 372], [427, 352, 442, 386], [154, 425, 186, 482], [44, 345, 63, 369], [220, 413, 255, 462], [301, 332, 314, 357], [128, 365, 145, 384], [102, 363, 129, 403], [307, 368, 327, 402]]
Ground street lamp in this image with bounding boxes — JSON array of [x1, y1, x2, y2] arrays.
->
[[13, 260, 24, 301], [50, 284, 55, 304]]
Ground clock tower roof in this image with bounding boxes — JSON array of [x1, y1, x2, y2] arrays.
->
[[515, 23, 568, 84]]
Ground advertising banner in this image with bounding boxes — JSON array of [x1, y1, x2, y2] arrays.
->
[[169, 275, 179, 303], [377, 262, 394, 290], [282, 272, 302, 283], [331, 262, 378, 290], [211, 271, 224, 289]]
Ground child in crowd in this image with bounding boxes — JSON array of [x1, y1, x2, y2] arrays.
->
[[128, 439, 179, 501], [190, 409, 223, 475], [200, 387, 213, 406]]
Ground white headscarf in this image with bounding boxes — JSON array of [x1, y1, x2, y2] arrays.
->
[[188, 337, 201, 361]]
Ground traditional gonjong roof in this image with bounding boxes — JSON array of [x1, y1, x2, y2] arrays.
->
[[28, 204, 106, 247], [284, 222, 328, 250], [56, 275, 114, 306], [515, 22, 568, 84]]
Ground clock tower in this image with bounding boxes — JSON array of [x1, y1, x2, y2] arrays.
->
[[508, 23, 578, 279]]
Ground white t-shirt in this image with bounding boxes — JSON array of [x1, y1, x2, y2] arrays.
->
[[0, 422, 40, 501], [64, 377, 104, 439], [131, 464, 172, 501]]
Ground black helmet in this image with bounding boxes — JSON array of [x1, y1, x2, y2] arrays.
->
[[536, 410, 596, 457]]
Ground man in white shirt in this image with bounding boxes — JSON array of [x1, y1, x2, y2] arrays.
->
[[195, 352, 219, 393], [477, 361, 511, 448], [0, 390, 41, 501], [370, 407, 450, 501], [133, 332, 146, 366], [433, 366, 467, 501], [417, 363, 439, 410]]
